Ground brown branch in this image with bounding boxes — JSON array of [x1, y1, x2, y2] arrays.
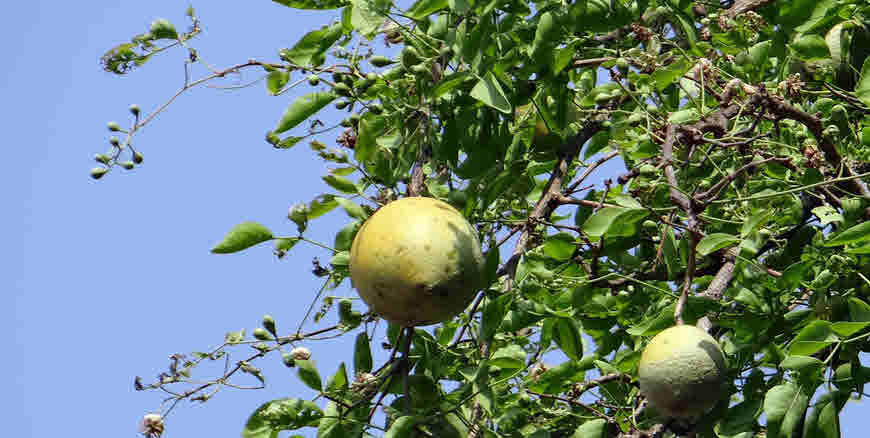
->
[[570, 373, 634, 400], [527, 390, 614, 422]]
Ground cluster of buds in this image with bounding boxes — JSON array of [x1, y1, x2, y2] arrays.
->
[[351, 372, 379, 397], [139, 413, 164, 438], [778, 73, 805, 98]]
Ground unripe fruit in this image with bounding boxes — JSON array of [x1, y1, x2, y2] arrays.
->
[[335, 100, 350, 110], [129, 104, 141, 116], [107, 121, 121, 132], [401, 46, 423, 68], [308, 75, 320, 86], [638, 325, 726, 418], [369, 55, 395, 67], [109, 136, 121, 147], [368, 103, 384, 114], [90, 167, 108, 179], [366, 72, 378, 82], [121, 161, 135, 170], [350, 197, 485, 326], [133, 151, 144, 164], [282, 352, 296, 367], [334, 83, 352, 97], [253, 328, 272, 341], [95, 154, 110, 164]]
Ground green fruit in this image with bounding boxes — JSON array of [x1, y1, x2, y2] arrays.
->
[[401, 46, 423, 68], [308, 75, 320, 86], [95, 154, 110, 164], [638, 325, 726, 418], [642, 220, 658, 232], [253, 328, 272, 341], [282, 352, 296, 367], [107, 121, 121, 132], [366, 72, 378, 82], [639, 164, 657, 175], [133, 151, 144, 164], [350, 197, 485, 326], [129, 104, 141, 116], [335, 100, 350, 110], [812, 269, 834, 290], [121, 161, 135, 170], [369, 55, 395, 67], [334, 82, 352, 96], [368, 103, 384, 114], [109, 136, 121, 147]]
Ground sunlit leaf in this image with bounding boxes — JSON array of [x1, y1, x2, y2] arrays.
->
[[211, 222, 274, 254], [274, 92, 336, 134]]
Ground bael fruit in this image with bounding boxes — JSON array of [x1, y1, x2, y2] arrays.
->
[[638, 325, 726, 419], [349, 197, 485, 327]]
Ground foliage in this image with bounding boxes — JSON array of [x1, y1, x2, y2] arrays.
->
[[98, 1, 870, 437]]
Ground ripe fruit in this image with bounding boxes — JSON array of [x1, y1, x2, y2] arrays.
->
[[349, 197, 485, 326], [638, 325, 726, 418]]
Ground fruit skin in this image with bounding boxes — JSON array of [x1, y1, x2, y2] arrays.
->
[[349, 197, 485, 327], [638, 325, 726, 419]]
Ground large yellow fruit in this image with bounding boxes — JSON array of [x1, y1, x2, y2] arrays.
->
[[349, 197, 485, 327], [638, 325, 726, 418]]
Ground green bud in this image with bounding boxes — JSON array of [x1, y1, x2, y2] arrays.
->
[[335, 100, 350, 110], [401, 46, 422, 68], [107, 121, 121, 132], [411, 63, 430, 75], [109, 136, 121, 147], [616, 57, 630, 74], [340, 118, 353, 128], [639, 164, 656, 175], [368, 103, 384, 114], [439, 46, 453, 58], [333, 83, 352, 97], [121, 161, 135, 170], [95, 154, 110, 164], [369, 55, 395, 67], [90, 167, 108, 180], [129, 104, 141, 116], [262, 314, 277, 335], [642, 220, 658, 232], [601, 120, 612, 128], [253, 328, 272, 341], [366, 72, 378, 82], [308, 75, 320, 86], [133, 151, 144, 164], [812, 269, 834, 290]]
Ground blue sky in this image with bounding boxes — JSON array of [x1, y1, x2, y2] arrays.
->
[[6, 1, 867, 437]]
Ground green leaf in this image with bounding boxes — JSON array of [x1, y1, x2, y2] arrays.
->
[[532, 11, 562, 57], [354, 332, 373, 374], [211, 222, 274, 254], [243, 398, 324, 438], [542, 233, 576, 261], [385, 416, 421, 438], [849, 297, 870, 322], [351, 0, 388, 38], [790, 34, 830, 60], [334, 221, 361, 251], [571, 419, 607, 438], [149, 18, 178, 40], [405, 0, 448, 20], [653, 57, 691, 90], [322, 175, 359, 195], [824, 221, 870, 247], [280, 24, 343, 66], [582, 207, 649, 239], [355, 114, 386, 163], [696, 233, 740, 256], [275, 237, 300, 257], [812, 206, 843, 225], [803, 391, 842, 438], [582, 131, 611, 160], [856, 57, 870, 108], [267, 71, 290, 95], [275, 92, 336, 134], [788, 320, 838, 356], [308, 195, 339, 219], [276, 136, 304, 149], [483, 245, 500, 289], [326, 362, 349, 392], [481, 294, 510, 342], [764, 383, 810, 438], [553, 318, 583, 361], [831, 321, 869, 337], [296, 359, 322, 392], [780, 355, 824, 373], [447, 0, 468, 14], [490, 344, 526, 369], [317, 402, 345, 438], [470, 72, 512, 114], [272, 0, 347, 10], [334, 198, 366, 220]]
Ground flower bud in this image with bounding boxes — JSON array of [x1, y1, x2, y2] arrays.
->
[[253, 328, 272, 341], [132, 151, 144, 164], [139, 413, 164, 438], [121, 161, 135, 170], [107, 121, 121, 132], [109, 136, 121, 147], [90, 167, 108, 179], [290, 346, 311, 360], [129, 104, 141, 116], [262, 314, 277, 335]]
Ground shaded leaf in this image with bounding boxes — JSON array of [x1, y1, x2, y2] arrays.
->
[[697, 233, 740, 256], [471, 72, 511, 113], [296, 359, 322, 392], [354, 332, 373, 374], [272, 0, 347, 10], [788, 320, 838, 356], [323, 175, 360, 194], [824, 221, 870, 247], [764, 383, 810, 438]]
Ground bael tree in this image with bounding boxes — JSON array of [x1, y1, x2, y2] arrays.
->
[[95, 1, 870, 437]]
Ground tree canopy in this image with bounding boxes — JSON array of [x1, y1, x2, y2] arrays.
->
[[96, 1, 870, 437]]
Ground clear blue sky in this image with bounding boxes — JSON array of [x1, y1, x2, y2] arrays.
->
[[6, 2, 867, 437]]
